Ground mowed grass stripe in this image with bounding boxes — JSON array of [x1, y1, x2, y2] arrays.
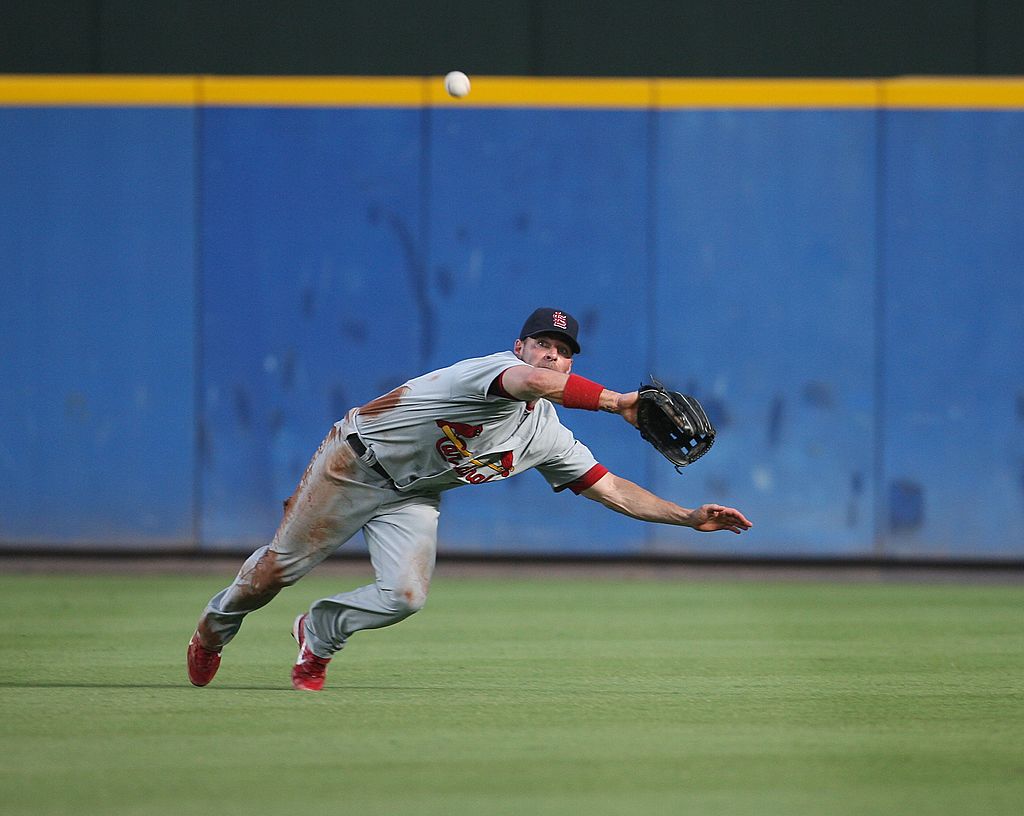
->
[[0, 573, 1021, 816]]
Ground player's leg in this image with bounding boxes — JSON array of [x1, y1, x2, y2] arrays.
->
[[296, 497, 440, 665], [188, 426, 388, 684]]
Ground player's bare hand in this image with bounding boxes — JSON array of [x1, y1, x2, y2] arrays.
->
[[687, 504, 753, 534], [615, 391, 639, 427]]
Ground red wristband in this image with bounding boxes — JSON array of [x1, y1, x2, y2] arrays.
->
[[562, 374, 605, 410]]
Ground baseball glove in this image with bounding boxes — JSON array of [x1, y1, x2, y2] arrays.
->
[[636, 379, 716, 470]]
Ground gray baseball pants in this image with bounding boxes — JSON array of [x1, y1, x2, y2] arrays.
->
[[196, 419, 440, 659]]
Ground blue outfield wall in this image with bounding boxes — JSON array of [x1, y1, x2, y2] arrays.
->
[[882, 111, 1024, 558], [0, 91, 1021, 559], [650, 109, 879, 557], [0, 107, 197, 547]]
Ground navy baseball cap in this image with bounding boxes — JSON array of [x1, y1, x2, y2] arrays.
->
[[519, 307, 581, 355]]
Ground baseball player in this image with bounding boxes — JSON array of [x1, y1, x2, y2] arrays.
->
[[187, 307, 752, 691]]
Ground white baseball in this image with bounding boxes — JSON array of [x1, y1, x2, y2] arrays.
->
[[444, 71, 471, 98]]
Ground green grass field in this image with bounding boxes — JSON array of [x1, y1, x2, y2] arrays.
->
[[0, 569, 1021, 815]]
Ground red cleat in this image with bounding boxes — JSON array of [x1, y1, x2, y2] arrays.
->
[[291, 614, 331, 692], [187, 630, 221, 687]]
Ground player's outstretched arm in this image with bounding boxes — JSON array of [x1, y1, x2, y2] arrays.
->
[[580, 472, 752, 534], [500, 367, 640, 426]]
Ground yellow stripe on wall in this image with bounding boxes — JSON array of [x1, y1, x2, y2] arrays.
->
[[656, 79, 880, 108], [428, 77, 655, 108], [0, 75, 199, 105], [882, 77, 1024, 109], [1, 74, 1023, 109], [200, 76, 425, 107]]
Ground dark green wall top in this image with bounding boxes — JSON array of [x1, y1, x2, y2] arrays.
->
[[3, 0, 1023, 76]]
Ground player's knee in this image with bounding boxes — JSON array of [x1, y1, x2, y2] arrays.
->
[[379, 581, 429, 617]]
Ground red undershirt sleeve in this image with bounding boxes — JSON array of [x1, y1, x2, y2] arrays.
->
[[488, 369, 516, 400], [554, 463, 609, 494]]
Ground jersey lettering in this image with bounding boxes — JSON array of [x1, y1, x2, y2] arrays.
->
[[434, 419, 515, 484]]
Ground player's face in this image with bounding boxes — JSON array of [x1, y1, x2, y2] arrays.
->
[[514, 334, 574, 373]]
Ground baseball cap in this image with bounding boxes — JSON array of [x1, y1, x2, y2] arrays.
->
[[519, 307, 581, 355]]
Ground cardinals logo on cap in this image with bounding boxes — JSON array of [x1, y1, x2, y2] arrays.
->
[[552, 311, 568, 330]]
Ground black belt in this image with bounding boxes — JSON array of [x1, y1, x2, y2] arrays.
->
[[346, 434, 394, 482]]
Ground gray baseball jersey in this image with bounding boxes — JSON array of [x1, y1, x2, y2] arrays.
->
[[350, 350, 607, 494]]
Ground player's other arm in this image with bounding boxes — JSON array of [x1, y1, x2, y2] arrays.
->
[[498, 367, 640, 426], [580, 472, 753, 534]]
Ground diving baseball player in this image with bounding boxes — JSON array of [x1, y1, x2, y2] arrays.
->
[[187, 307, 753, 691]]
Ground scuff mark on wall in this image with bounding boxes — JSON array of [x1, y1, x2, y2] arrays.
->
[[803, 380, 835, 410], [232, 384, 251, 429], [385, 211, 433, 370], [767, 395, 784, 447], [889, 479, 925, 533]]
